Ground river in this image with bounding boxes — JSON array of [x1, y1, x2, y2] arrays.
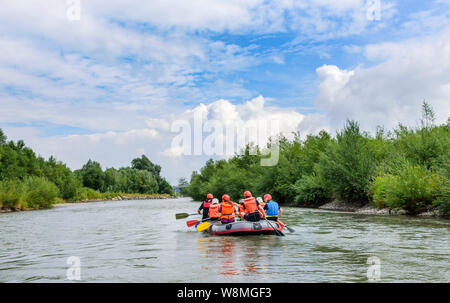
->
[[0, 197, 449, 282]]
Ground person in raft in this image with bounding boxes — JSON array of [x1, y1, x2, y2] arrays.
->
[[242, 191, 265, 222], [263, 194, 282, 221], [237, 199, 245, 221], [257, 197, 266, 210], [219, 194, 237, 224], [208, 198, 220, 222], [198, 193, 213, 220], [256, 197, 266, 217]]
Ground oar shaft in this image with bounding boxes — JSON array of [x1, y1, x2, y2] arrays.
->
[[264, 217, 284, 236], [176, 212, 199, 219]]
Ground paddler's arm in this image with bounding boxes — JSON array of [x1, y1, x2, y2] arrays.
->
[[257, 203, 266, 218]]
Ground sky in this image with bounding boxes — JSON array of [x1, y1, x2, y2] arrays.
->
[[0, 0, 449, 184]]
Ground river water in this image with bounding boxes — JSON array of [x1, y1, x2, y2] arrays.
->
[[0, 197, 449, 282]]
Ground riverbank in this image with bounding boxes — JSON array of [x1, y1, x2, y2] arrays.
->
[[0, 193, 174, 213], [75, 193, 173, 203]]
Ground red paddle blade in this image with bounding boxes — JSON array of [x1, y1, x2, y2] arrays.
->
[[186, 220, 200, 227]]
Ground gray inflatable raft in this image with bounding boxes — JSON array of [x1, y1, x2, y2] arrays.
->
[[205, 220, 283, 236]]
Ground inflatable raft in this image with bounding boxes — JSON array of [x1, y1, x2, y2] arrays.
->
[[205, 220, 283, 236]]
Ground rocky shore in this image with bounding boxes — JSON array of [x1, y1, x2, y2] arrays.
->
[[317, 200, 443, 217], [77, 194, 173, 203]]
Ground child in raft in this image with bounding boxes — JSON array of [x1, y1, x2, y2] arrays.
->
[[219, 194, 237, 224], [208, 198, 220, 222]]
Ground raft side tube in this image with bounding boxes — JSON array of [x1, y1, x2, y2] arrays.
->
[[206, 220, 283, 236]]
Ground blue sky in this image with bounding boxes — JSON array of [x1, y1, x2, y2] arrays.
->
[[0, 0, 449, 183]]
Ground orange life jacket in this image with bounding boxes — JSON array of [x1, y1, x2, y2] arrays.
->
[[209, 203, 220, 218], [220, 201, 236, 220], [243, 197, 258, 214]]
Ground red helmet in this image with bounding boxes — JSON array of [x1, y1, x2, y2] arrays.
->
[[244, 191, 252, 198], [207, 193, 213, 199], [264, 194, 272, 202], [222, 194, 230, 201]]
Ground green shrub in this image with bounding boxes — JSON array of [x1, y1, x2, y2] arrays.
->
[[74, 187, 104, 201], [23, 176, 59, 209], [433, 187, 450, 216], [432, 163, 450, 216], [317, 120, 376, 204], [371, 165, 442, 213], [0, 179, 25, 209], [293, 174, 331, 206]]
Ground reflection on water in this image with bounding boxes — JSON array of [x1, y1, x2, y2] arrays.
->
[[0, 198, 449, 282], [196, 235, 280, 279]]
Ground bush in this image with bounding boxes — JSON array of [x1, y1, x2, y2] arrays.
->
[[432, 163, 450, 216], [74, 187, 104, 201], [433, 189, 450, 216], [370, 164, 443, 214], [0, 179, 25, 209], [293, 174, 331, 206], [22, 176, 60, 209], [317, 120, 376, 204]]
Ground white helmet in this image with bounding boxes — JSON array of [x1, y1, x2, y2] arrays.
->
[[212, 198, 219, 204], [256, 197, 263, 203]]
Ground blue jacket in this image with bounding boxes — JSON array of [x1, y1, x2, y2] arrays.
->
[[266, 201, 279, 216]]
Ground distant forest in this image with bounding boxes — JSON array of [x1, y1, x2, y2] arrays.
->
[[0, 130, 173, 210]]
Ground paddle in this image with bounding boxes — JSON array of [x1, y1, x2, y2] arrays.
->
[[278, 220, 295, 233], [187, 217, 214, 227], [196, 222, 211, 232], [175, 212, 198, 220], [264, 216, 285, 236], [186, 220, 200, 227]]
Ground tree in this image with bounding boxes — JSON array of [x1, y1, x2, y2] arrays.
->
[[177, 178, 189, 195], [131, 155, 161, 176], [317, 120, 376, 203], [421, 100, 435, 129], [157, 178, 174, 195], [0, 128, 6, 145], [77, 160, 105, 191]]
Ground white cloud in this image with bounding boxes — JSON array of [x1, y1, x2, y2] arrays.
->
[[315, 31, 450, 132], [173, 96, 306, 142], [160, 145, 185, 158], [316, 65, 355, 105], [286, 0, 397, 45]]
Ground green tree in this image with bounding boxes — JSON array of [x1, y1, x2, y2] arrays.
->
[[177, 178, 189, 195], [0, 128, 6, 145], [317, 120, 376, 203], [77, 160, 105, 191], [131, 155, 161, 176]]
